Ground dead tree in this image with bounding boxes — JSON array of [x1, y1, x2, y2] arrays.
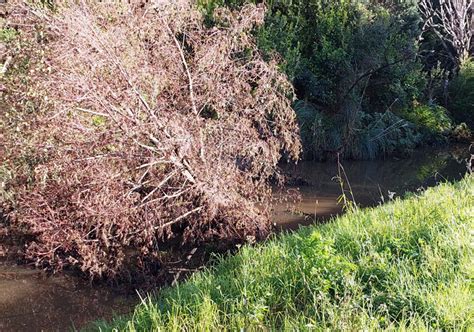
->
[[420, 0, 473, 71]]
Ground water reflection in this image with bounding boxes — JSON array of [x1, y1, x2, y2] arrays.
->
[[273, 146, 471, 229]]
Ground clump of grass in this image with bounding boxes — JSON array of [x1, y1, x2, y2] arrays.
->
[[95, 176, 473, 331]]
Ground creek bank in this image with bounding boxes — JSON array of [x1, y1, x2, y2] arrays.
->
[[0, 145, 471, 331], [95, 176, 474, 330]]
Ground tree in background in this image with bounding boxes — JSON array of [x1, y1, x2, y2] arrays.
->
[[418, 0, 473, 127], [420, 0, 472, 72], [198, 0, 468, 159], [254, 0, 426, 159], [419, 0, 472, 109]]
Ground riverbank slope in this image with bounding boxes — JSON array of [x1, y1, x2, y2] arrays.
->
[[95, 175, 473, 331]]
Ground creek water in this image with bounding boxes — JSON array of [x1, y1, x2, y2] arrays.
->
[[273, 145, 471, 228], [0, 145, 471, 331], [0, 262, 134, 331]]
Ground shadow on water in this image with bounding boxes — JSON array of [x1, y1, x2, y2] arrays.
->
[[0, 145, 471, 331], [272, 145, 472, 229]]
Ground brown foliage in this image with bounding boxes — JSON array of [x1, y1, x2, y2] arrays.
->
[[1, 1, 300, 279]]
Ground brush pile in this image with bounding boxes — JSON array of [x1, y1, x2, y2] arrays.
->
[[1, 1, 300, 279]]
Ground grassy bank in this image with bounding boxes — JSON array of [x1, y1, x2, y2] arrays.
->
[[96, 176, 473, 331]]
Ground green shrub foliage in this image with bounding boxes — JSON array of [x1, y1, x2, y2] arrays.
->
[[296, 101, 421, 160], [256, 0, 424, 111], [448, 60, 474, 128], [202, 0, 428, 159], [400, 103, 452, 136]]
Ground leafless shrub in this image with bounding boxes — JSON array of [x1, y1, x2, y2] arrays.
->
[[2, 1, 300, 279]]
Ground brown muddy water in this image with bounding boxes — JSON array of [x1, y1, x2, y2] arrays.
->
[[0, 262, 134, 331], [0, 145, 471, 331]]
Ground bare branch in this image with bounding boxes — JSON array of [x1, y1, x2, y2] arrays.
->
[[420, 0, 473, 69], [162, 17, 198, 116]]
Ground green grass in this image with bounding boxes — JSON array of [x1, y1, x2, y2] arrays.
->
[[96, 176, 473, 331], [0, 27, 18, 43]]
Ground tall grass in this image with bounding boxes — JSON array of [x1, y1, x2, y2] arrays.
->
[[96, 176, 473, 331]]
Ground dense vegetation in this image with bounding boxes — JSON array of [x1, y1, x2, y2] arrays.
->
[[96, 176, 473, 330], [449, 60, 474, 129], [0, 1, 472, 329], [201, 0, 472, 159], [0, 0, 472, 280], [258, 0, 425, 159], [1, 1, 301, 278]]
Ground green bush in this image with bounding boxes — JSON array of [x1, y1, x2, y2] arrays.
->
[[294, 101, 341, 159], [296, 101, 421, 160], [260, 0, 426, 159], [346, 111, 422, 159], [400, 103, 452, 136], [254, 0, 424, 113], [449, 60, 474, 128]]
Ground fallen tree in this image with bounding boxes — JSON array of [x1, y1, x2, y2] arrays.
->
[[1, 1, 300, 279]]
